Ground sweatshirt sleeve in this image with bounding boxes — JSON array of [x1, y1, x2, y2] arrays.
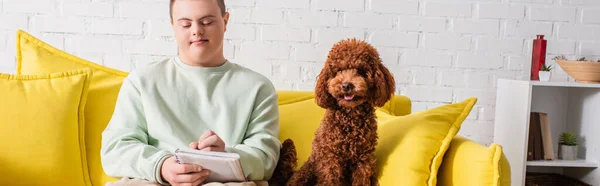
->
[[100, 76, 172, 185], [224, 81, 281, 181]]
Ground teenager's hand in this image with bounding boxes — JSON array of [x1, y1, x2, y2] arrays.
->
[[160, 156, 210, 186], [189, 130, 226, 152]]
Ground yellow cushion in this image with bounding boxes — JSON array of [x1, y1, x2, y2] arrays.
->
[[16, 30, 126, 185], [0, 69, 92, 186], [375, 97, 476, 186], [438, 136, 511, 186], [278, 98, 325, 167], [278, 96, 476, 186]]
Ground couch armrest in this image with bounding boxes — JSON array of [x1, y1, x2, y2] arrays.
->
[[437, 136, 511, 186]]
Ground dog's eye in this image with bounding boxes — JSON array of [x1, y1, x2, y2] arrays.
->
[[357, 69, 366, 75]]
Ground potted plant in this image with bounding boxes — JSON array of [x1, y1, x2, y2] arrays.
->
[[539, 64, 552, 82], [558, 132, 578, 160]]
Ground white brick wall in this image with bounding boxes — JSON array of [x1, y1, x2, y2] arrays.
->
[[1, 0, 599, 146]]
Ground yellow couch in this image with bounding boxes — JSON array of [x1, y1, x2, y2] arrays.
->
[[0, 30, 510, 186]]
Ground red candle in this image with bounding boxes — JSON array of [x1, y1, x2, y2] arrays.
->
[[531, 35, 547, 81]]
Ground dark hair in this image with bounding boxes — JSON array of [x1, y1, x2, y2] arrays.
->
[[170, 0, 226, 20]]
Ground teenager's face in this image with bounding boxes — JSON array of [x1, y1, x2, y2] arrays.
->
[[171, 0, 229, 66]]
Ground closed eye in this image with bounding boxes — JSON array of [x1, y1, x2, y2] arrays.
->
[[179, 20, 191, 28]]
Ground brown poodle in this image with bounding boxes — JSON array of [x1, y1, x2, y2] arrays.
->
[[269, 38, 396, 186]]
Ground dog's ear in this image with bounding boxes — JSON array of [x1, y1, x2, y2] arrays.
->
[[315, 63, 338, 109], [371, 62, 396, 107]]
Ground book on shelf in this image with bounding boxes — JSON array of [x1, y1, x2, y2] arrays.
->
[[527, 112, 555, 161], [539, 113, 555, 160], [174, 148, 247, 183]]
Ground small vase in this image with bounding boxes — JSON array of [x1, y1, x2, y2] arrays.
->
[[539, 71, 551, 82], [531, 35, 547, 80], [558, 145, 578, 160]]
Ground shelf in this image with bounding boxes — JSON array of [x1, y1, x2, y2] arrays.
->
[[495, 78, 600, 186], [526, 159, 598, 168], [499, 79, 600, 88], [530, 81, 600, 88]]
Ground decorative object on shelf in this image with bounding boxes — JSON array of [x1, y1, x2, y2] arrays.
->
[[539, 64, 552, 82], [554, 55, 600, 84], [558, 132, 578, 160], [531, 35, 547, 81]]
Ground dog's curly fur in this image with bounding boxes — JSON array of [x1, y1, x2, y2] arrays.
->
[[268, 139, 298, 186], [269, 38, 396, 186]]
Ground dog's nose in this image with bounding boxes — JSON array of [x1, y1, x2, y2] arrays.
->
[[342, 83, 353, 92]]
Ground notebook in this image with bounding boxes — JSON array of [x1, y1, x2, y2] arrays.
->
[[174, 148, 246, 183]]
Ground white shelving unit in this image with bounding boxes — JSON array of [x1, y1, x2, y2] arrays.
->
[[493, 79, 600, 186]]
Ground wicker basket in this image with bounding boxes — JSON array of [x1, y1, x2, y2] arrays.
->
[[556, 59, 600, 84], [525, 172, 591, 186]]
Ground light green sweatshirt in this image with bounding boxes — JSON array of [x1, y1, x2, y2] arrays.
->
[[100, 57, 281, 185]]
